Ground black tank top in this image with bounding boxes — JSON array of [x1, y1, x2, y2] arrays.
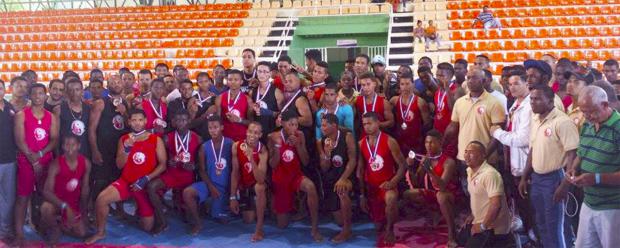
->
[[193, 93, 216, 140], [59, 101, 91, 157], [251, 84, 279, 139], [322, 128, 350, 182], [241, 69, 256, 94], [97, 96, 128, 153]]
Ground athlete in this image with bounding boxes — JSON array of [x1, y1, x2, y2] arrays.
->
[[250, 61, 284, 141], [268, 111, 323, 242], [230, 122, 268, 242], [13, 83, 59, 246], [85, 109, 167, 244], [40, 135, 91, 245], [183, 115, 234, 234], [355, 72, 394, 137], [137, 78, 167, 135], [146, 109, 202, 234], [211, 69, 254, 142], [54, 78, 91, 157], [318, 113, 357, 243], [389, 73, 431, 154], [358, 112, 406, 245]]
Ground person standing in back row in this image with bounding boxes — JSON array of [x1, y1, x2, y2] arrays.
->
[[0, 80, 17, 242], [54, 78, 90, 158]]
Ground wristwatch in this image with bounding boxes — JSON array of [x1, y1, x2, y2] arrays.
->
[[229, 195, 239, 201], [480, 223, 488, 231]]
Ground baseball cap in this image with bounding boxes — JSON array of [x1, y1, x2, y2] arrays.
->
[[563, 66, 595, 85], [371, 55, 386, 66], [524, 59, 552, 77]]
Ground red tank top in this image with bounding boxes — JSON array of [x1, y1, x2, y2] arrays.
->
[[141, 98, 167, 130], [394, 94, 423, 153], [426, 154, 459, 193], [54, 155, 86, 210], [166, 131, 201, 167], [356, 94, 385, 136], [272, 131, 303, 183], [433, 83, 457, 134], [309, 83, 325, 102], [221, 91, 248, 142], [360, 132, 396, 186], [121, 133, 159, 183], [236, 141, 262, 189], [19, 107, 53, 162]]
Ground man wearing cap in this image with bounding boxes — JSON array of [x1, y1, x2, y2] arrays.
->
[[524, 59, 566, 112], [570, 86, 620, 248], [518, 84, 579, 248], [371, 55, 396, 98], [565, 68, 595, 130]]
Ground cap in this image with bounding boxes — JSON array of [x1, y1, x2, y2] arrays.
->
[[371, 55, 386, 66], [524, 59, 552, 77], [563, 66, 595, 85]]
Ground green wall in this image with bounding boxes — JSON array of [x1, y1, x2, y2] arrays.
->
[[289, 14, 389, 77]]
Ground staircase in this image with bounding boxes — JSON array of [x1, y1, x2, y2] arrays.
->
[[258, 16, 298, 62], [386, 12, 415, 71]]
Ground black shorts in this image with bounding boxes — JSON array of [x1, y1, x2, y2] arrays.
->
[[91, 159, 121, 182], [238, 186, 257, 212]]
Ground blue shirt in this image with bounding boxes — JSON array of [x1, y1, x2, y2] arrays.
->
[[83, 88, 109, 100], [315, 104, 355, 140], [204, 137, 234, 189], [414, 78, 426, 93], [209, 85, 229, 96]]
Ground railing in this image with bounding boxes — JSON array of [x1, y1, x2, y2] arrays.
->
[[272, 15, 295, 60], [304, 46, 386, 63]]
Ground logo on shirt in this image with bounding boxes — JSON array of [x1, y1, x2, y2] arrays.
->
[[369, 155, 384, 172], [132, 152, 146, 165], [112, 115, 125, 130], [243, 162, 253, 173], [153, 118, 167, 128], [71, 120, 85, 136], [34, 127, 47, 141], [282, 149, 295, 163], [332, 155, 344, 168], [477, 106, 486, 115], [66, 178, 79, 192], [257, 100, 267, 109], [573, 117, 580, 125], [544, 128, 552, 137], [230, 109, 241, 118]]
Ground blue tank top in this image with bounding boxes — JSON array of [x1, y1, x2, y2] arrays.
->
[[204, 137, 233, 189]]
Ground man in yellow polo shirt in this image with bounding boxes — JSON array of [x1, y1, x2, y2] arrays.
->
[[518, 84, 579, 248], [445, 69, 505, 163], [464, 141, 513, 247]]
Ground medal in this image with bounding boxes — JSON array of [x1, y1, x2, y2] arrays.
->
[[227, 90, 241, 112], [399, 94, 415, 129], [211, 138, 225, 175], [175, 131, 190, 163], [149, 98, 166, 128], [255, 83, 271, 109], [366, 133, 381, 170], [197, 92, 212, 108], [362, 93, 377, 114]]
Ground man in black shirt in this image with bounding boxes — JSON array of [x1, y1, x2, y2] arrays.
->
[[0, 80, 17, 241]]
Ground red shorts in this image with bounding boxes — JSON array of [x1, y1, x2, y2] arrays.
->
[[272, 174, 304, 214], [160, 166, 195, 190], [367, 184, 388, 223], [17, 153, 53, 196], [111, 179, 154, 217]]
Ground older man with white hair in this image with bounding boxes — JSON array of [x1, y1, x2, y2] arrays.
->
[[569, 86, 620, 248]]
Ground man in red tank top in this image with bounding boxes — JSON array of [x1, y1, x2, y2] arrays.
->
[[357, 112, 406, 246], [355, 72, 394, 137], [211, 69, 254, 142], [13, 83, 59, 246], [85, 109, 167, 244], [230, 122, 269, 242], [40, 135, 91, 245], [434, 63, 463, 158], [389, 73, 432, 154], [136, 78, 168, 135], [268, 111, 323, 242], [403, 130, 460, 248], [146, 109, 202, 234]]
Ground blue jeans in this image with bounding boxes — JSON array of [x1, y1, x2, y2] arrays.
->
[[530, 169, 566, 248], [0, 162, 16, 238]]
